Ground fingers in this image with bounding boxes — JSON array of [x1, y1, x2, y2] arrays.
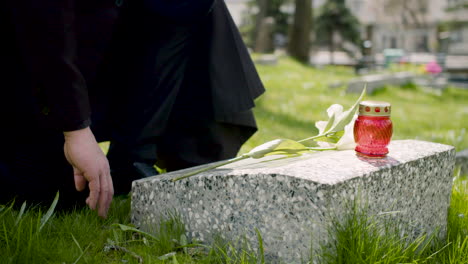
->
[[75, 167, 114, 218], [97, 168, 113, 218], [107, 172, 114, 212], [73, 167, 87, 192], [63, 127, 114, 218], [86, 171, 100, 211]]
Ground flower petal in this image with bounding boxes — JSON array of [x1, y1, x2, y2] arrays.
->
[[336, 115, 357, 150], [336, 138, 356, 150], [315, 121, 328, 134], [317, 141, 334, 148], [327, 104, 343, 118], [247, 139, 284, 158]]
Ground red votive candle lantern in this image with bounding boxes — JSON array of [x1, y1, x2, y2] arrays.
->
[[354, 101, 393, 158]]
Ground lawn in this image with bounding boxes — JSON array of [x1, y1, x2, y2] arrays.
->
[[242, 57, 468, 153], [1, 57, 467, 263]]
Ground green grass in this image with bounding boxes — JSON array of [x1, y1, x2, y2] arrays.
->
[[0, 176, 466, 263], [319, 170, 468, 264], [0, 196, 266, 263], [2, 57, 468, 263], [241, 57, 468, 153]]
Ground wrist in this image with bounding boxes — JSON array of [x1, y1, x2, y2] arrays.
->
[[63, 126, 92, 140]]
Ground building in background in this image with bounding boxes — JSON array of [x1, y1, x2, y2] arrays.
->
[[345, 0, 468, 56], [226, 0, 468, 56], [444, 0, 468, 55], [226, 0, 468, 84], [226, 0, 249, 25]]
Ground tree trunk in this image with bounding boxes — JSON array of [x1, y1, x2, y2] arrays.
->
[[254, 0, 269, 49], [288, 0, 312, 63]]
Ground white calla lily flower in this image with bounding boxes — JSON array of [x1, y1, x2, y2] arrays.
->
[[315, 121, 328, 135], [335, 115, 357, 150], [326, 104, 343, 120], [247, 139, 284, 158], [314, 104, 357, 150], [173, 87, 366, 181]]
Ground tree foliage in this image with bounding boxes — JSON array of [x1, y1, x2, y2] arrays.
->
[[246, 0, 292, 48], [446, 0, 468, 12], [315, 0, 361, 64]]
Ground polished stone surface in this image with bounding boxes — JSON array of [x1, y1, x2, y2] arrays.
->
[[131, 140, 455, 263]]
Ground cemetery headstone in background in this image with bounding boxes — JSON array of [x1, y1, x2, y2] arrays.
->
[[254, 17, 275, 54], [346, 72, 416, 94], [456, 149, 468, 175]]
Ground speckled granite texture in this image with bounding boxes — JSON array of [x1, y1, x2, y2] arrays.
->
[[456, 149, 468, 175], [131, 140, 455, 263]]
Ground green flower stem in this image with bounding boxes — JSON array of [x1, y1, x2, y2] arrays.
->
[[297, 134, 326, 143], [172, 155, 249, 182], [307, 146, 337, 151]]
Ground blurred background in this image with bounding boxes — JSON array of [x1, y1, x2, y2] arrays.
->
[[216, 0, 468, 157], [226, 0, 468, 86]]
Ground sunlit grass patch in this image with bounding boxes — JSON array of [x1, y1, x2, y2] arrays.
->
[[242, 57, 468, 153]]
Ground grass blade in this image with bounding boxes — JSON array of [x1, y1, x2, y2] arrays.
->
[[73, 244, 91, 264], [71, 233, 90, 264], [3, 221, 11, 253], [14, 201, 27, 226], [105, 244, 143, 263], [425, 242, 451, 261], [255, 228, 265, 264], [112, 223, 159, 241], [172, 254, 179, 264], [158, 252, 176, 260], [39, 191, 59, 232], [0, 203, 14, 218], [180, 234, 188, 254]]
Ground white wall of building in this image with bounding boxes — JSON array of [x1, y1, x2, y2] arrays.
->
[[225, 0, 468, 55], [345, 0, 468, 54], [225, 0, 249, 25]]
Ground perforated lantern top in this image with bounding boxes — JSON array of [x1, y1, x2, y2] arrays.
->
[[358, 101, 391, 117]]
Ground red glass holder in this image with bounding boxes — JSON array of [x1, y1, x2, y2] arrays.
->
[[354, 115, 393, 158]]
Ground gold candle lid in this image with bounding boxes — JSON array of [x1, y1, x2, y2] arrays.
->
[[358, 100, 391, 116]]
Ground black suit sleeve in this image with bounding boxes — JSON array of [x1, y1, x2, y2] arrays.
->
[[143, 0, 215, 22], [7, 0, 91, 131]]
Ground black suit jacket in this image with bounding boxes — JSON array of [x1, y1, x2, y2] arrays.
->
[[143, 0, 215, 22], [86, 0, 264, 146], [1, 0, 264, 143], [1, 0, 121, 134], [207, 1, 265, 121], [85, 0, 265, 167]]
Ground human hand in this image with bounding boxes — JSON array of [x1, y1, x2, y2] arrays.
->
[[63, 127, 113, 218]]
